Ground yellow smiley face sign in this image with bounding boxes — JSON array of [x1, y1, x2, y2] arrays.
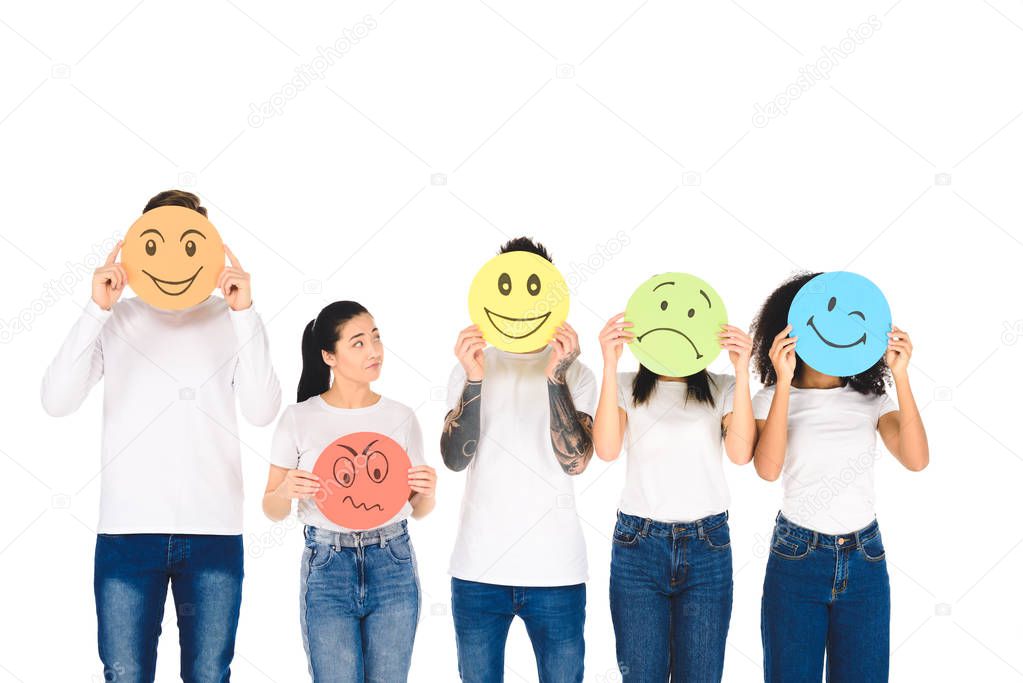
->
[[468, 251, 570, 352], [121, 206, 225, 310]]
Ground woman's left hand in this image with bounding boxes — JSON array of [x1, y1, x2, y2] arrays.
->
[[408, 465, 437, 498], [719, 324, 753, 370], [885, 325, 913, 376]]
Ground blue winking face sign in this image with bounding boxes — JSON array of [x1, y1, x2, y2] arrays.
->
[[787, 271, 891, 377]]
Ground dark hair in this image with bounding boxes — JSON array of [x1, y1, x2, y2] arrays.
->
[[499, 236, 552, 263], [297, 301, 371, 402], [632, 365, 716, 407], [750, 272, 889, 396], [143, 189, 207, 217]]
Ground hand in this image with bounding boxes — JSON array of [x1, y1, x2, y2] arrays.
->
[[218, 244, 252, 311], [454, 325, 486, 381], [274, 469, 321, 499], [92, 240, 127, 311], [598, 312, 634, 366], [885, 325, 913, 377], [719, 324, 753, 371], [408, 465, 437, 498], [547, 322, 581, 383], [769, 324, 797, 385]]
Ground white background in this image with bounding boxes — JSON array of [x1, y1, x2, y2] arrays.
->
[[1, 1, 1021, 681]]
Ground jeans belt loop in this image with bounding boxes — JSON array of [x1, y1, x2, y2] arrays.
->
[[379, 532, 387, 549], [854, 529, 863, 548], [811, 531, 819, 548], [697, 521, 705, 540], [331, 531, 340, 552], [641, 518, 651, 537]]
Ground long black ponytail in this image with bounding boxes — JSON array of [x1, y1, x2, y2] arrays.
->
[[631, 364, 716, 408], [297, 301, 370, 403]]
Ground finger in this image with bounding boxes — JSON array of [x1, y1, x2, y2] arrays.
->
[[221, 274, 241, 292], [224, 244, 242, 270], [105, 240, 123, 266], [773, 324, 793, 341]]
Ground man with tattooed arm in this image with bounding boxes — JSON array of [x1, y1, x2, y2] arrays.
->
[[441, 237, 597, 683]]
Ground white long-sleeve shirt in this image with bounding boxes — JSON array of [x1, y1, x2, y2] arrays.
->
[[41, 296, 282, 534]]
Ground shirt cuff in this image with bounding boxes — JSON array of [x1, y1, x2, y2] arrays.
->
[[82, 298, 114, 325]]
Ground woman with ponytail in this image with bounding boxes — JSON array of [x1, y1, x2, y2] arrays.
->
[[592, 310, 757, 682], [262, 301, 437, 682]]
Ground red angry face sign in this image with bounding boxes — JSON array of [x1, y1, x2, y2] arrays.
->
[[312, 432, 412, 530]]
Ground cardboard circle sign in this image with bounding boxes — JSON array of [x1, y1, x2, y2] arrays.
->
[[787, 271, 891, 377], [468, 251, 570, 352], [625, 272, 727, 377], [312, 431, 411, 530], [122, 205, 225, 310]]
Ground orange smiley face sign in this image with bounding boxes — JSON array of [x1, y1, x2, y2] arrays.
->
[[122, 205, 225, 310], [312, 432, 412, 531]]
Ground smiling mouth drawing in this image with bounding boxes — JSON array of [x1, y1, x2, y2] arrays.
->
[[806, 315, 866, 348], [484, 308, 551, 339], [636, 327, 703, 359], [142, 267, 203, 296], [342, 496, 383, 512]]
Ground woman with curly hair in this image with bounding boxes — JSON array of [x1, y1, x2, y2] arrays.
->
[[750, 272, 929, 683]]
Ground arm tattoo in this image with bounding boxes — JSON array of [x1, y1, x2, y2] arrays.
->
[[440, 379, 481, 472], [547, 375, 594, 476]]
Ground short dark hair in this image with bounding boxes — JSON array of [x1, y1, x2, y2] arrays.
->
[[499, 236, 552, 263], [143, 190, 207, 217]]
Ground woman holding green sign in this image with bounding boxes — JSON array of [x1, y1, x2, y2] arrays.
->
[[592, 272, 757, 682]]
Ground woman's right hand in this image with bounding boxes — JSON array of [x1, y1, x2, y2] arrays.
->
[[598, 312, 634, 366], [454, 324, 486, 381], [274, 469, 321, 500], [769, 324, 797, 385], [92, 240, 127, 311]]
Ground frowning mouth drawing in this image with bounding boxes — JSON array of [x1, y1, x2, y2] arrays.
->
[[635, 327, 703, 359]]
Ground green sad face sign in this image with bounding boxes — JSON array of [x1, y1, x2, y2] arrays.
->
[[625, 273, 727, 377]]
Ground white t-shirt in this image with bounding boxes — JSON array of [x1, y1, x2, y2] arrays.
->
[[41, 296, 282, 534], [752, 384, 899, 534], [446, 346, 597, 587], [616, 371, 736, 523], [270, 395, 426, 533]]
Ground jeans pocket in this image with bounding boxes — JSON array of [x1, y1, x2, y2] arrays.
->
[[859, 533, 886, 562], [304, 540, 333, 570], [704, 521, 731, 550], [386, 535, 414, 564], [612, 521, 640, 547], [769, 531, 810, 560]]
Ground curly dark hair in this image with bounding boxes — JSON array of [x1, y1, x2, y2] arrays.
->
[[750, 271, 890, 396]]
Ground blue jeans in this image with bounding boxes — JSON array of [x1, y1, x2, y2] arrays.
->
[[609, 510, 733, 682], [94, 533, 243, 683], [761, 513, 891, 682], [301, 521, 421, 682], [451, 577, 586, 683]]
